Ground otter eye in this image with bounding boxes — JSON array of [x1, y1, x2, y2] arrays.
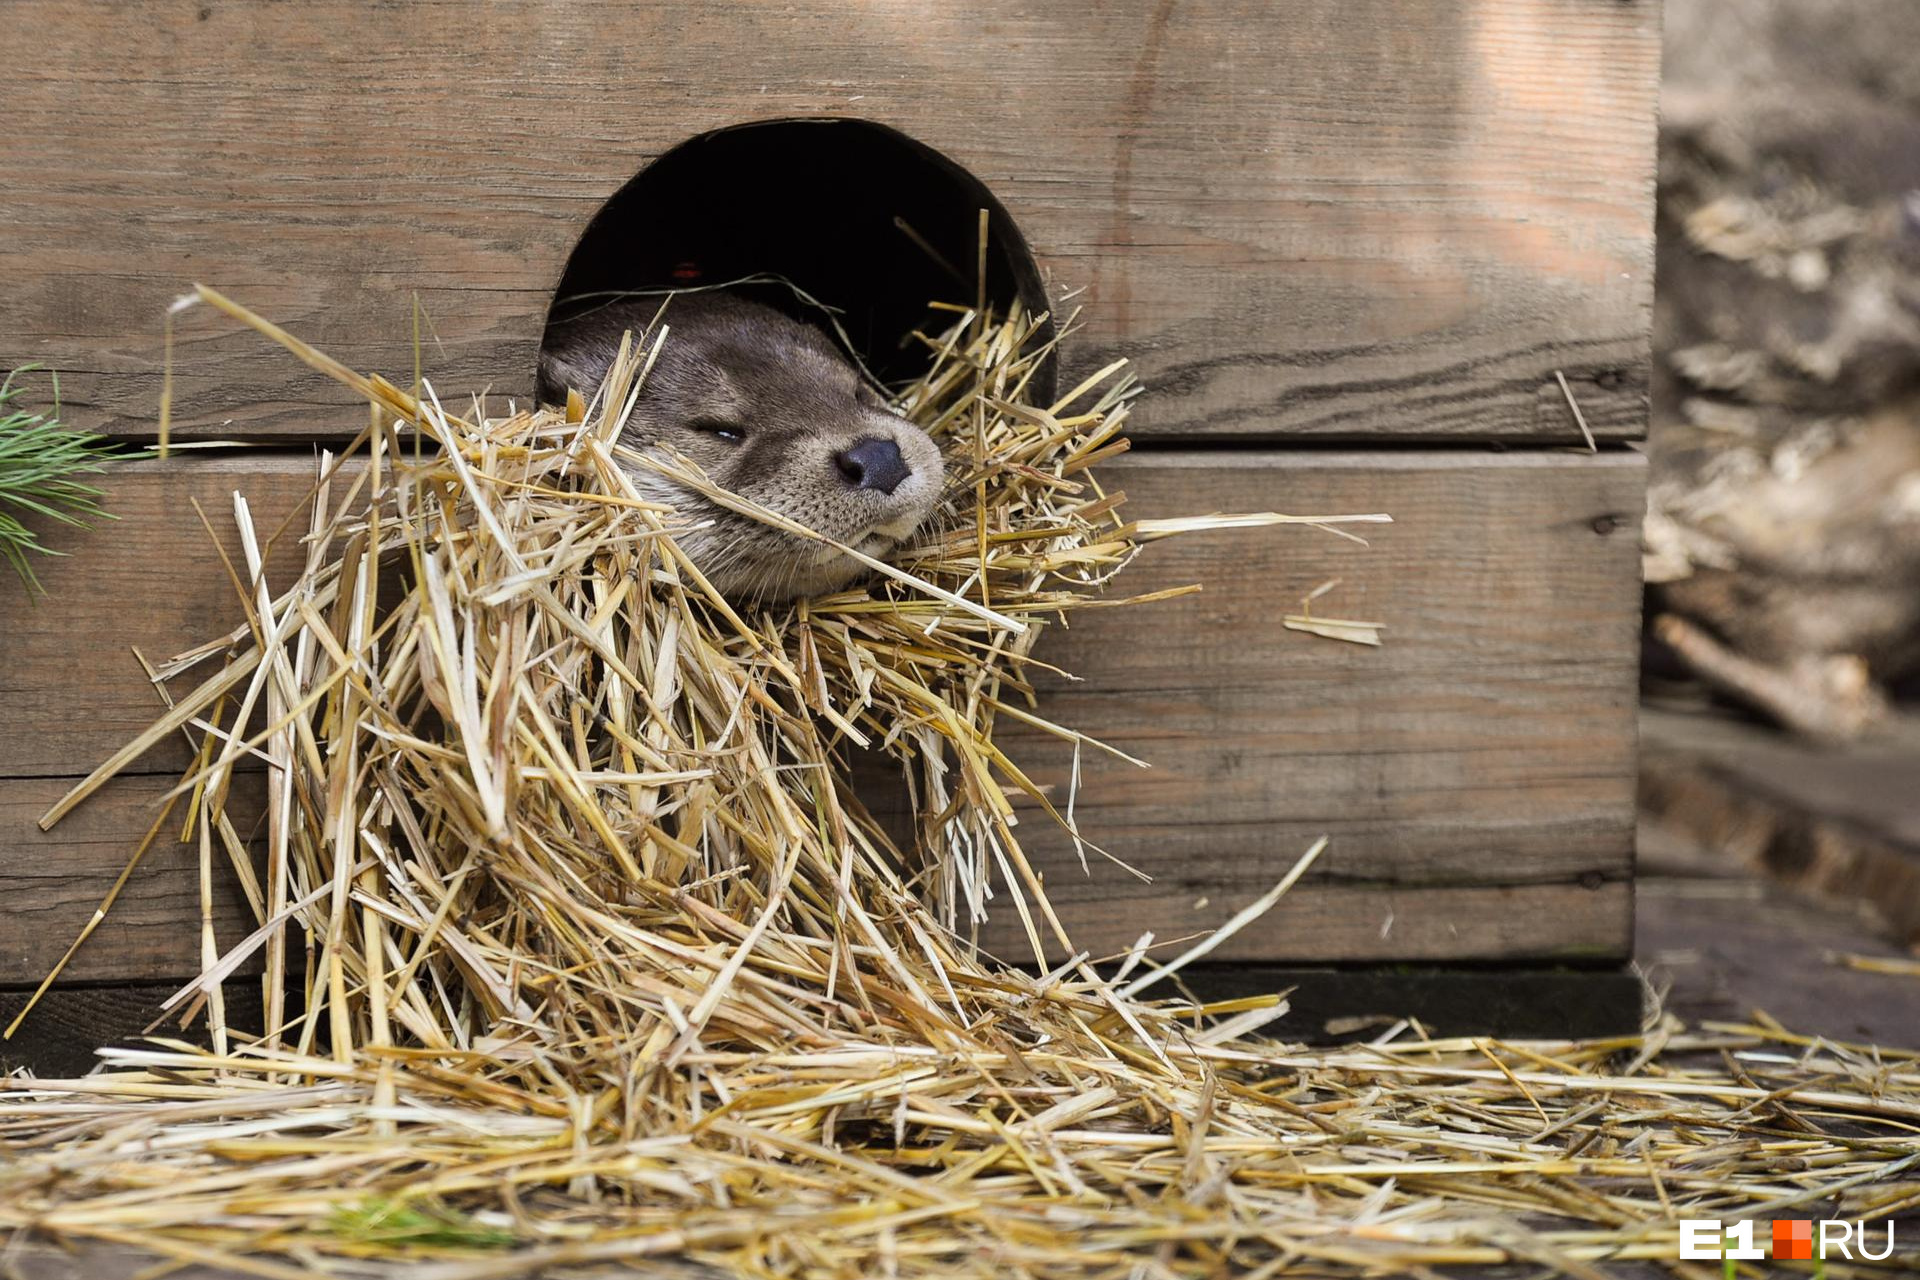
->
[[686, 416, 746, 443]]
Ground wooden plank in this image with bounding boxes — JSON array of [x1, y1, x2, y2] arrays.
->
[[969, 450, 1644, 964], [1, 450, 1642, 978], [0, 0, 1657, 443], [0, 456, 326, 781], [19, 873, 1917, 1084], [1639, 706, 1920, 947], [0, 775, 261, 986], [1637, 872, 1920, 1053]]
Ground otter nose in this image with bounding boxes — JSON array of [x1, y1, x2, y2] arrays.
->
[[834, 437, 911, 495]]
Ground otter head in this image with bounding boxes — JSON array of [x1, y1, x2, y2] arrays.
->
[[538, 294, 947, 602]]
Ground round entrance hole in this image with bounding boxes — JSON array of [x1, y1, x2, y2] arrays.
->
[[539, 119, 1054, 399]]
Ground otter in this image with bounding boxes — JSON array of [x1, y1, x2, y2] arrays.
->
[[537, 293, 947, 602]]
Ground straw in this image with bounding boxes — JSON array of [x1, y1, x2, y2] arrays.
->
[[4, 294, 1915, 1278]]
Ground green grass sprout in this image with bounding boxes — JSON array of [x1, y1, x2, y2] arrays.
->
[[326, 1197, 519, 1251]]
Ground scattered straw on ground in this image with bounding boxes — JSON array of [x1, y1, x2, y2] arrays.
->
[[1, 290, 1914, 1278]]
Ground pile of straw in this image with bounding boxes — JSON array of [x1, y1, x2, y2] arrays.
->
[[2, 291, 1916, 1278]]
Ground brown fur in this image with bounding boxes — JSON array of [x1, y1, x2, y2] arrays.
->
[[539, 294, 946, 601]]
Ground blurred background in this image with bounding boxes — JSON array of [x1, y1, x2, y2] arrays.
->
[[1638, 0, 1920, 1027]]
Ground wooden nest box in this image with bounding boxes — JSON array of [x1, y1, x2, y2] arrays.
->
[[0, 0, 1660, 1068]]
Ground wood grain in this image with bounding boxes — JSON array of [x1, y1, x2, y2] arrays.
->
[[977, 450, 1645, 965], [0, 775, 262, 986], [1, 450, 1642, 980], [0, 0, 1656, 443], [0, 455, 328, 781]]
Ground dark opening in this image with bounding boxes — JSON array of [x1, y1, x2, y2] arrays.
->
[[540, 118, 1055, 400]]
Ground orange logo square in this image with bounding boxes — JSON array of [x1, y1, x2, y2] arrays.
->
[[1773, 1219, 1813, 1260]]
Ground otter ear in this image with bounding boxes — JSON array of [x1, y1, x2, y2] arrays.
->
[[536, 350, 602, 407]]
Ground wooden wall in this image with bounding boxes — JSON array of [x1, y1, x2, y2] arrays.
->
[[0, 449, 1643, 988], [0, 0, 1657, 443], [0, 0, 1659, 1051]]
